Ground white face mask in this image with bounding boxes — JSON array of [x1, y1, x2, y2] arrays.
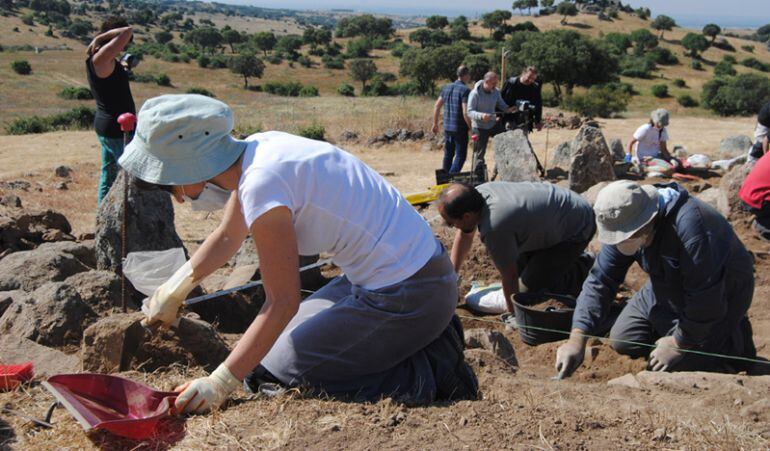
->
[[183, 183, 231, 212], [616, 236, 647, 256]]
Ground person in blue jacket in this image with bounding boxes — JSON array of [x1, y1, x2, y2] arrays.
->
[[555, 180, 756, 378]]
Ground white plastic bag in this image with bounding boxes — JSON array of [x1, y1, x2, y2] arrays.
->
[[122, 247, 186, 296], [686, 154, 711, 169], [464, 282, 508, 314]]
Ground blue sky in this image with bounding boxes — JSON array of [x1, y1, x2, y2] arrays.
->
[[233, 0, 769, 28]]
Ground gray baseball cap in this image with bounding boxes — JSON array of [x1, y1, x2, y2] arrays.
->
[[118, 94, 247, 185], [593, 180, 660, 245], [651, 108, 670, 127]]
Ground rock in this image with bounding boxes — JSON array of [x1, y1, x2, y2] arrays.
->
[[0, 241, 94, 291], [0, 194, 22, 208], [0, 290, 24, 317], [464, 328, 518, 367], [397, 129, 411, 141], [54, 165, 72, 178], [492, 130, 541, 183], [339, 130, 358, 142], [95, 171, 187, 272], [550, 141, 572, 170], [581, 181, 612, 207], [77, 232, 96, 241], [411, 130, 425, 140], [367, 135, 387, 147], [568, 115, 582, 129], [0, 281, 96, 347], [607, 373, 642, 389], [634, 371, 769, 393], [609, 138, 625, 161], [64, 269, 131, 314], [82, 313, 230, 373], [719, 135, 753, 159], [696, 187, 730, 217], [54, 181, 68, 190], [739, 398, 770, 420], [383, 129, 398, 141], [42, 229, 75, 242], [0, 180, 31, 191], [568, 126, 616, 193], [0, 335, 79, 377], [719, 162, 755, 219]]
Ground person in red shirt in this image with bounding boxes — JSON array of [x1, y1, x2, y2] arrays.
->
[[740, 152, 770, 241]]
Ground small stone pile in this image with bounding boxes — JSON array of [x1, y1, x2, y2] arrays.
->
[[367, 128, 426, 147]]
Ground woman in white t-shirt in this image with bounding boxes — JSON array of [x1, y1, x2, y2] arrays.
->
[[119, 95, 478, 414], [627, 109, 673, 163]]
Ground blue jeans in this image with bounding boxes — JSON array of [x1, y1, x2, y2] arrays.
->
[[443, 129, 469, 173], [97, 134, 127, 205]]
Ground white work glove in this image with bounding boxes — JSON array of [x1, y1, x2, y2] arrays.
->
[[141, 261, 199, 327], [631, 156, 640, 166], [174, 364, 241, 414], [648, 335, 685, 372], [554, 331, 588, 379]]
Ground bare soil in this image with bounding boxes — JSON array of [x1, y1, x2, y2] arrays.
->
[[1, 132, 770, 450]]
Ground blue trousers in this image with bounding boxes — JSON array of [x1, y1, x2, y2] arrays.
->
[[97, 135, 126, 205], [442, 130, 469, 173]]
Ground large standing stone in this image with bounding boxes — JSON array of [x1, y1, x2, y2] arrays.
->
[[95, 171, 186, 272], [0, 241, 94, 291], [0, 281, 97, 347], [696, 187, 730, 217], [609, 138, 625, 161], [581, 181, 612, 207], [549, 141, 572, 170], [493, 130, 540, 182], [568, 126, 616, 193], [719, 161, 755, 219], [719, 135, 753, 159]]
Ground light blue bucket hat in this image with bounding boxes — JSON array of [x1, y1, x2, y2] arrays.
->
[[118, 94, 247, 185]]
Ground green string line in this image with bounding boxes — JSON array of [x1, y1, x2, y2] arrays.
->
[[457, 314, 770, 367]]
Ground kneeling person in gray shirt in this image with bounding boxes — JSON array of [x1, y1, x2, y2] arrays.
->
[[438, 182, 596, 312]]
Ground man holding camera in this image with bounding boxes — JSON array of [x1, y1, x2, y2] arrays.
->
[[501, 66, 543, 133], [467, 72, 515, 182]]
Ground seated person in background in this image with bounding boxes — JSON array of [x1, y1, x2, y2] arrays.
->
[[627, 109, 678, 175], [555, 181, 756, 379], [501, 66, 543, 132], [748, 102, 769, 162], [740, 152, 770, 242]]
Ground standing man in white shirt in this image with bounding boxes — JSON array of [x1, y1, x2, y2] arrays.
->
[[119, 94, 478, 413]]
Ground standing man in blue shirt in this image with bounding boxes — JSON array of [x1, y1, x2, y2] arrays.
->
[[432, 66, 472, 174]]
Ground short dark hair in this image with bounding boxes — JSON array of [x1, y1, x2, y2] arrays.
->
[[457, 65, 469, 78], [759, 102, 770, 129], [100, 16, 129, 33], [131, 175, 173, 193], [439, 184, 485, 219]]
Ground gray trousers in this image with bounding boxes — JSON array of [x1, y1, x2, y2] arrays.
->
[[517, 238, 595, 298], [260, 242, 458, 401], [609, 280, 756, 372], [472, 123, 504, 180]]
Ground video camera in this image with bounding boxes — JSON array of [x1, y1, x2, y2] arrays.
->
[[509, 100, 537, 134]]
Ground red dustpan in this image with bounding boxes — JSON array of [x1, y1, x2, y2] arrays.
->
[[42, 374, 178, 440], [0, 362, 34, 390]]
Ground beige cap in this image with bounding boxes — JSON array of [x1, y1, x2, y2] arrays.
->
[[594, 180, 660, 245], [651, 108, 670, 127]]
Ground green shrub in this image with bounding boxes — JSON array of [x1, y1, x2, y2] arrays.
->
[[620, 55, 654, 78], [298, 85, 319, 97], [5, 106, 95, 135], [673, 78, 686, 88], [391, 81, 421, 96], [298, 123, 325, 141], [741, 57, 770, 72], [714, 61, 736, 77], [741, 44, 754, 53], [541, 88, 559, 107], [263, 81, 303, 96], [337, 83, 355, 96], [298, 55, 313, 68], [362, 78, 390, 96], [390, 41, 411, 58], [722, 55, 737, 64], [702, 73, 770, 116], [651, 84, 669, 98], [11, 60, 31, 75], [155, 73, 171, 86], [564, 84, 630, 118], [648, 47, 678, 65], [21, 13, 33, 25], [208, 55, 228, 69], [186, 87, 215, 97], [690, 59, 703, 70], [197, 54, 211, 68], [265, 54, 283, 65], [322, 55, 344, 69], [711, 39, 735, 52], [677, 94, 698, 107], [59, 86, 93, 100]]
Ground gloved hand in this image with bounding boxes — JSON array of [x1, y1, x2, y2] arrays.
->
[[174, 364, 241, 414], [648, 335, 685, 372], [141, 261, 199, 328], [554, 330, 588, 379]]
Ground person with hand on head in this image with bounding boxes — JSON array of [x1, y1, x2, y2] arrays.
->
[[120, 94, 478, 414], [438, 182, 596, 314], [555, 180, 756, 379], [86, 16, 136, 205], [467, 71, 516, 182], [432, 66, 472, 174]]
